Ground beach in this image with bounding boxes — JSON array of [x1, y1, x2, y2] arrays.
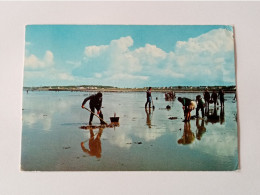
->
[[21, 91, 238, 171]]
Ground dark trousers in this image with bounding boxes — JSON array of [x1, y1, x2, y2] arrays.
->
[[89, 106, 104, 124], [220, 98, 224, 107], [213, 99, 217, 107], [145, 97, 151, 108], [196, 105, 204, 117], [205, 100, 209, 108]]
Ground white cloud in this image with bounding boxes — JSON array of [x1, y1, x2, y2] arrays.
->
[[44, 50, 54, 65], [133, 44, 167, 65], [176, 29, 234, 55], [57, 73, 74, 81], [75, 28, 236, 87], [110, 36, 133, 53], [24, 50, 76, 86], [25, 50, 54, 69], [85, 45, 108, 57]]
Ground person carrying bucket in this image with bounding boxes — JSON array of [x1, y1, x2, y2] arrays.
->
[[81, 92, 105, 125], [145, 87, 152, 108]]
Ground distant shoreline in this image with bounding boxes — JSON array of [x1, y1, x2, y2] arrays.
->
[[24, 88, 236, 93]]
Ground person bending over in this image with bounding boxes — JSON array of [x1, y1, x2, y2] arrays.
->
[[82, 92, 105, 125], [178, 97, 196, 122]]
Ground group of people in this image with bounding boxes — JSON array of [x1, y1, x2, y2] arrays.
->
[[81, 87, 226, 125], [203, 88, 225, 108], [81, 87, 155, 126], [165, 91, 176, 100], [178, 88, 225, 122]]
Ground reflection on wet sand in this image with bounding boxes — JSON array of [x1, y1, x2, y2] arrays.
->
[[80, 122, 120, 130], [220, 107, 225, 124], [196, 118, 206, 140], [22, 91, 237, 171], [81, 127, 103, 158], [145, 107, 153, 128], [178, 121, 195, 145], [206, 106, 225, 125]]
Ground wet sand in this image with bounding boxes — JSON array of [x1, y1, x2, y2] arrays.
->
[[21, 91, 238, 171]]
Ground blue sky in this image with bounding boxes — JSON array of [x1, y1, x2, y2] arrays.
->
[[24, 25, 236, 87]]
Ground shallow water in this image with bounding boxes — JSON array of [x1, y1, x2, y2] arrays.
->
[[21, 91, 238, 171]]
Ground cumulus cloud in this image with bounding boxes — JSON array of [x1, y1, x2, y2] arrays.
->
[[75, 28, 235, 87], [173, 28, 235, 85], [85, 45, 108, 58], [24, 50, 76, 85], [25, 28, 234, 87], [24, 50, 76, 86], [25, 50, 54, 70]]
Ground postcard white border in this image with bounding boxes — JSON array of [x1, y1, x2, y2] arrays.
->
[[0, 1, 260, 194]]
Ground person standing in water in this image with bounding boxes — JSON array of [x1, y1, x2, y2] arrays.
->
[[81, 92, 105, 125], [218, 88, 225, 107], [211, 90, 218, 107], [196, 95, 204, 118], [145, 87, 152, 108]]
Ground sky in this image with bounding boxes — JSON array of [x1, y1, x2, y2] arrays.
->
[[24, 25, 236, 88]]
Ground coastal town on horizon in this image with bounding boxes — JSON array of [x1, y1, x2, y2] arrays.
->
[[23, 85, 236, 92]]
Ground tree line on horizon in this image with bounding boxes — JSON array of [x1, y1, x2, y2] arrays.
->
[[23, 85, 236, 91]]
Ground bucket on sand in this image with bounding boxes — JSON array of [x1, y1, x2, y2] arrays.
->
[[110, 113, 120, 123]]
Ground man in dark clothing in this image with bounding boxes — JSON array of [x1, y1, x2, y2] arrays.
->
[[211, 90, 218, 107], [204, 88, 210, 108], [196, 95, 204, 118], [218, 89, 225, 107], [81, 92, 105, 125], [178, 97, 194, 121], [145, 87, 152, 108]]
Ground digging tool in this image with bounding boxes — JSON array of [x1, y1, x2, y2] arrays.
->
[[82, 107, 108, 125]]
